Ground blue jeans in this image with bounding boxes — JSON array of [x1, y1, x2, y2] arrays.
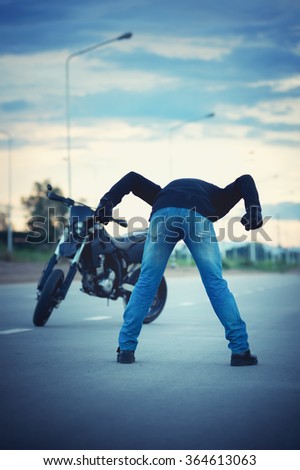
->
[[118, 207, 250, 354]]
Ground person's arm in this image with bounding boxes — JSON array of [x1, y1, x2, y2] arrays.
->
[[222, 174, 261, 211], [101, 171, 161, 207], [221, 174, 263, 230], [95, 172, 161, 223]]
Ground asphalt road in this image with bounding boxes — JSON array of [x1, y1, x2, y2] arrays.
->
[[0, 271, 299, 450]]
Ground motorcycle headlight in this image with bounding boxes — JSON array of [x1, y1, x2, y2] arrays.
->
[[73, 221, 87, 239], [69, 205, 94, 241], [74, 221, 84, 233]]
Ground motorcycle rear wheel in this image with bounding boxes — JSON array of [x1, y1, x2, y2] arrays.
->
[[123, 275, 167, 324], [33, 269, 64, 327]]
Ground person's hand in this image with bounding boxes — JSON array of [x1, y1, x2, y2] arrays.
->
[[241, 206, 263, 231], [94, 198, 113, 225]]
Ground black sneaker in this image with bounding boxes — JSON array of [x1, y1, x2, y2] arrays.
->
[[231, 349, 258, 366], [116, 347, 135, 364]]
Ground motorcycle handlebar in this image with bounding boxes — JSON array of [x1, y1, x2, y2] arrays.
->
[[47, 185, 127, 227], [47, 185, 75, 207], [48, 191, 75, 207], [112, 218, 128, 228]]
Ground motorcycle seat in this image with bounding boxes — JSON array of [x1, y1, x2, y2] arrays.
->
[[112, 230, 147, 250]]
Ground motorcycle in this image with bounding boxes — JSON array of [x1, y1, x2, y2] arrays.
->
[[33, 185, 167, 327]]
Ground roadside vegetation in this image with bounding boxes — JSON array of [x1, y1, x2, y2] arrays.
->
[[1, 241, 299, 273], [169, 254, 299, 273], [1, 239, 299, 273]]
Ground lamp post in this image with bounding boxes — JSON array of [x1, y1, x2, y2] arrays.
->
[[168, 112, 215, 178], [65, 32, 133, 196], [0, 130, 13, 255]]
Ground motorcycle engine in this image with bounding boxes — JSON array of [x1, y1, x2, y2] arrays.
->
[[95, 255, 116, 296], [96, 268, 116, 295], [81, 254, 116, 297]]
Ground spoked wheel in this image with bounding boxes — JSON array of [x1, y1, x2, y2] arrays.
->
[[33, 269, 64, 327], [123, 273, 167, 324]]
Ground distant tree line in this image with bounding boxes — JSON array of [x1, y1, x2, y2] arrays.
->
[[21, 180, 68, 243]]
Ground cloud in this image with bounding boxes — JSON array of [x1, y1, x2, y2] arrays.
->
[[6, 119, 160, 150], [248, 75, 300, 92], [218, 98, 300, 126], [0, 51, 181, 125], [0, 51, 180, 102], [262, 130, 300, 144], [72, 59, 180, 93], [0, 52, 67, 102], [131, 34, 242, 61]]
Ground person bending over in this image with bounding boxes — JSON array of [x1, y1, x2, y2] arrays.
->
[[95, 172, 263, 366]]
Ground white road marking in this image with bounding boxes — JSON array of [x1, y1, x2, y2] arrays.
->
[[179, 301, 195, 306], [84, 316, 112, 321], [0, 328, 32, 335]]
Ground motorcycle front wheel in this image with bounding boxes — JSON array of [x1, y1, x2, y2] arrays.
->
[[33, 269, 65, 327], [123, 275, 167, 324]]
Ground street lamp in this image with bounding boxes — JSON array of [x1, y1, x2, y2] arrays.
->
[[65, 32, 133, 196], [0, 130, 13, 255], [168, 112, 215, 178]]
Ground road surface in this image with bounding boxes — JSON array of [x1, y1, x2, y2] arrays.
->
[[0, 271, 299, 450]]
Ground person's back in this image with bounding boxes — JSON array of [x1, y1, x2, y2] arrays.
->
[[151, 178, 221, 221]]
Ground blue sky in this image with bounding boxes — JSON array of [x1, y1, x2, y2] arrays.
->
[[0, 0, 300, 245]]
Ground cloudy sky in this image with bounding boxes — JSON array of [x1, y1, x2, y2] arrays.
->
[[0, 0, 300, 246]]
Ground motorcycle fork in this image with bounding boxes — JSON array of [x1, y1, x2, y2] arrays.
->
[[37, 236, 67, 292], [59, 238, 87, 300]]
